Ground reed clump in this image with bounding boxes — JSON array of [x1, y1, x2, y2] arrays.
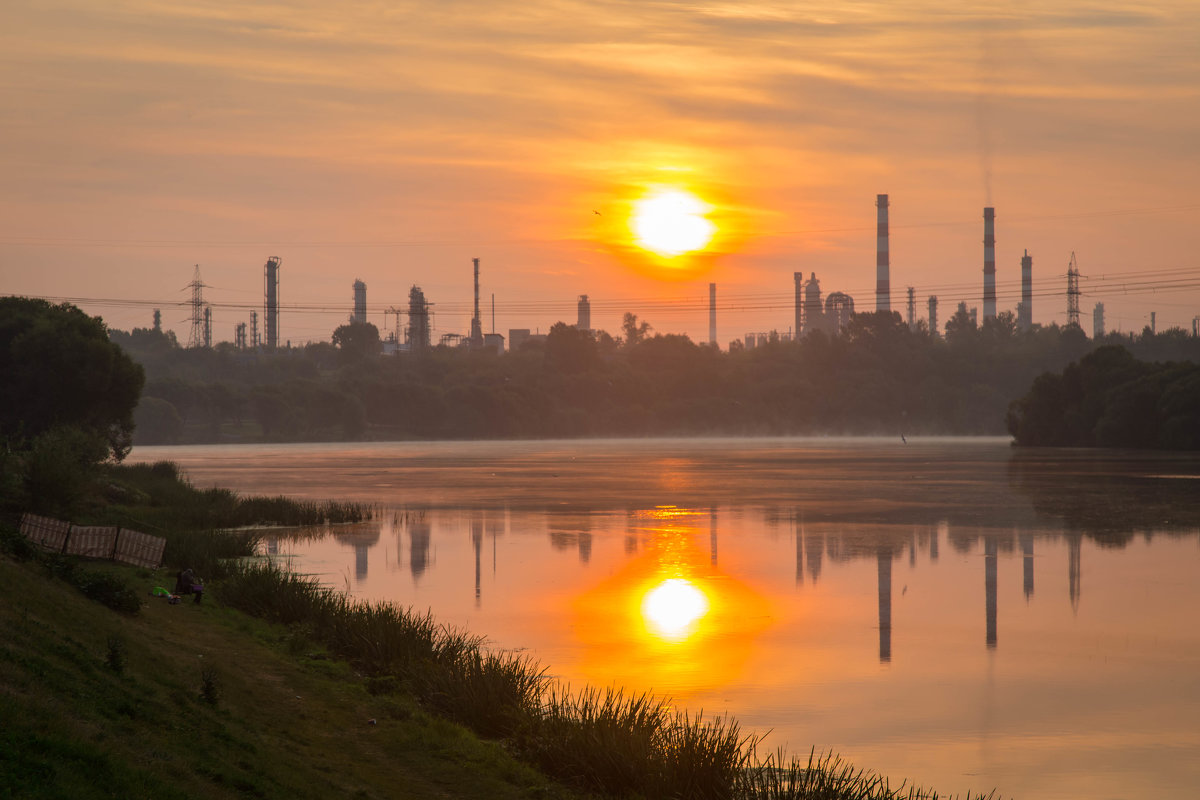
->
[[97, 460, 371, 533], [217, 561, 996, 800]]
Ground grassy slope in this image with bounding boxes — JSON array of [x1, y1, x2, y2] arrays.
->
[[0, 555, 583, 800]]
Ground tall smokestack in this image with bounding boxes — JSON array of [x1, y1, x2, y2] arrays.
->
[[264, 256, 281, 349], [928, 295, 938, 338], [470, 257, 483, 344], [352, 279, 367, 324], [876, 194, 890, 313], [794, 272, 803, 337], [1019, 250, 1033, 330], [709, 282, 717, 346], [983, 208, 996, 319]]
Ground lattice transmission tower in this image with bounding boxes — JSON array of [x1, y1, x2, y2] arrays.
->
[[186, 265, 207, 348], [1066, 252, 1081, 328]]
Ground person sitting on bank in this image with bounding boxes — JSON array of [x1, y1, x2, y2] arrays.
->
[[174, 568, 203, 604]]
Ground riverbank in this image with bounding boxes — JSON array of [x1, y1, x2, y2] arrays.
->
[[0, 544, 583, 799]]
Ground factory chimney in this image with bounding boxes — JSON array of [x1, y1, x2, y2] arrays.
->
[[264, 256, 281, 349], [470, 258, 483, 345], [352, 279, 367, 324], [983, 208, 996, 320], [709, 283, 717, 346], [928, 295, 939, 338], [876, 194, 890, 313], [794, 272, 803, 337], [1018, 250, 1032, 331]]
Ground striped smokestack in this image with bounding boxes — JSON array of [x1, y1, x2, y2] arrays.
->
[[876, 194, 890, 313], [709, 282, 717, 346], [471, 257, 483, 344], [1019, 250, 1033, 330], [983, 207, 996, 319]]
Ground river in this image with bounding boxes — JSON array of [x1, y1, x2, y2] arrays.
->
[[128, 437, 1200, 800]]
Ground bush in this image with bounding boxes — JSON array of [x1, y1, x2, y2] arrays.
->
[[72, 568, 141, 615], [22, 426, 110, 517]]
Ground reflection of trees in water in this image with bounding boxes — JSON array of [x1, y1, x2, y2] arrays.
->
[[1008, 451, 1200, 545]]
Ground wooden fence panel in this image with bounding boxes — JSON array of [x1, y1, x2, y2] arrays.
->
[[19, 513, 71, 552], [64, 525, 119, 558], [113, 528, 165, 569]]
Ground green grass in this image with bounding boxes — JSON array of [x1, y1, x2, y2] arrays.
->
[[0, 542, 587, 800]]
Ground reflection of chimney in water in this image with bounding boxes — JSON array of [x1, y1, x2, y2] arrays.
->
[[471, 516, 483, 606], [579, 530, 592, 564], [1068, 533, 1082, 612], [355, 542, 368, 582], [410, 518, 431, 580], [877, 547, 892, 663], [985, 536, 998, 649], [710, 507, 718, 566], [1021, 533, 1034, 600], [806, 529, 824, 583], [266, 537, 278, 556], [795, 523, 804, 586], [932, 522, 944, 562]]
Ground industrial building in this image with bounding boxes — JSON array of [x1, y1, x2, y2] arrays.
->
[[407, 285, 431, 350], [577, 295, 591, 332]]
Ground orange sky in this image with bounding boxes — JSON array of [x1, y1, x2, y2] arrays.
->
[[2, 1, 1198, 345]]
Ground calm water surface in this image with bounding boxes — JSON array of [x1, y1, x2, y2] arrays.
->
[[130, 438, 1200, 800]]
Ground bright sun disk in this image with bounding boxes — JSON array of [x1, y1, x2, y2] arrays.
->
[[642, 578, 709, 641], [631, 189, 715, 257]]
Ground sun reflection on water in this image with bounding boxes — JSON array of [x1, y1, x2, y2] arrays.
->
[[643, 578, 709, 641], [571, 506, 770, 697]]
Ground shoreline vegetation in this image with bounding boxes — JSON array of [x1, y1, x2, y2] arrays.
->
[[2, 460, 999, 800], [112, 309, 1200, 448]]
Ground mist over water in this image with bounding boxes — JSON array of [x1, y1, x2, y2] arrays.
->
[[132, 438, 1200, 799]]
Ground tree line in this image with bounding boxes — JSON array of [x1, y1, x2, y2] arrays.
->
[[107, 307, 1200, 445], [1007, 344, 1200, 448]]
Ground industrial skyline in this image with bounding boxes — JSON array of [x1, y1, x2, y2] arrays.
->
[[28, 197, 1198, 350]]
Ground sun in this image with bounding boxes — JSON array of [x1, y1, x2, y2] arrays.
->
[[631, 189, 716, 257]]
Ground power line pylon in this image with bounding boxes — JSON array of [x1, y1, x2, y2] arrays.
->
[[186, 265, 207, 348], [384, 306, 404, 345], [1066, 252, 1081, 328]]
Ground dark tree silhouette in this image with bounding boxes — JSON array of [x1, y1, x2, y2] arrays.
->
[[0, 297, 143, 459]]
